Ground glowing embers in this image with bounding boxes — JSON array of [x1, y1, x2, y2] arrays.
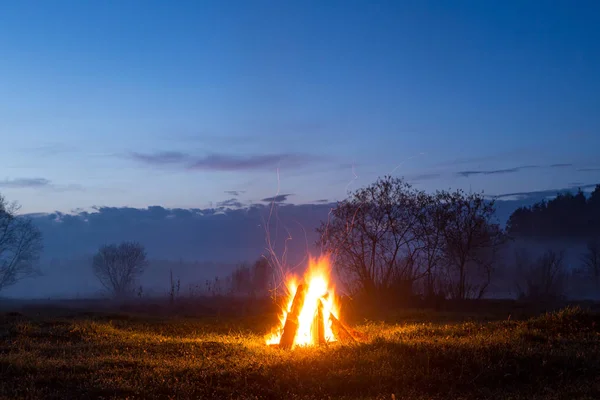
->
[[265, 255, 356, 349]]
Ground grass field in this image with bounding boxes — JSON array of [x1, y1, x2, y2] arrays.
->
[[1, 302, 600, 399]]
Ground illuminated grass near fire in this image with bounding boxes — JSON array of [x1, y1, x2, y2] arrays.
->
[[1, 306, 599, 399]]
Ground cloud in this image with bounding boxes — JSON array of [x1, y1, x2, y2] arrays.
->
[[578, 168, 600, 172], [313, 199, 330, 203], [21, 194, 555, 272], [550, 163, 573, 168], [457, 165, 539, 178], [224, 190, 246, 196], [261, 194, 292, 203], [188, 153, 318, 171], [12, 203, 332, 298], [13, 194, 589, 298], [216, 198, 244, 208], [0, 178, 83, 192], [128, 151, 321, 172], [25, 203, 332, 265], [435, 149, 533, 167], [406, 173, 441, 183], [129, 151, 188, 165], [493, 183, 599, 200], [20, 143, 78, 156], [0, 178, 51, 188]]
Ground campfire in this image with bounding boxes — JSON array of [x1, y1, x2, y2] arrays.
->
[[266, 255, 356, 349]]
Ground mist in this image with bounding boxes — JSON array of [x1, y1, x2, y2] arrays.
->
[[3, 203, 330, 298], [1, 193, 588, 299]]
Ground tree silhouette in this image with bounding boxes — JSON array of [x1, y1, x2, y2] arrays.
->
[[507, 185, 600, 238], [414, 191, 447, 301], [252, 257, 270, 295], [316, 176, 425, 300], [436, 190, 505, 300], [515, 249, 567, 301], [92, 242, 147, 298], [317, 177, 505, 302], [0, 194, 43, 292], [228, 257, 271, 297], [581, 239, 600, 289]]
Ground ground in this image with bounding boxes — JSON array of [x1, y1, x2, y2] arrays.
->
[[1, 301, 600, 399]]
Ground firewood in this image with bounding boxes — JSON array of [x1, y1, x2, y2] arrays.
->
[[311, 307, 319, 345], [312, 298, 326, 345], [278, 284, 307, 349], [317, 299, 325, 344], [329, 312, 356, 343]]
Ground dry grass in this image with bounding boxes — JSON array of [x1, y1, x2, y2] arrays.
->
[[1, 306, 599, 399]]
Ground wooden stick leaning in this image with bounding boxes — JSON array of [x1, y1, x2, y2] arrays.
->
[[279, 284, 307, 349], [317, 299, 325, 344], [329, 310, 357, 343]]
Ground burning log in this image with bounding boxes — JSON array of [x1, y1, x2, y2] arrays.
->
[[279, 283, 307, 349], [317, 299, 325, 344], [329, 311, 356, 343], [264, 255, 362, 348], [312, 298, 326, 345]]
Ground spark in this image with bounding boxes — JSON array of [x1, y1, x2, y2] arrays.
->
[[262, 150, 428, 301], [263, 166, 288, 296], [390, 152, 426, 175], [262, 164, 311, 300], [344, 161, 359, 195]]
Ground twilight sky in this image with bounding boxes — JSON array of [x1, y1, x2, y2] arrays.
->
[[1, 0, 599, 214]]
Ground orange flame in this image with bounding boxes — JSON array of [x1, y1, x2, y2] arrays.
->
[[265, 255, 340, 347]]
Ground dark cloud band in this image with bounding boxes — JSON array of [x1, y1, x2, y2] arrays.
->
[[128, 151, 321, 172]]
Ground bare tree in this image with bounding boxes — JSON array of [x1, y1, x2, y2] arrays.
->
[[228, 257, 271, 297], [92, 242, 147, 298], [515, 249, 567, 301], [0, 194, 43, 292], [316, 178, 506, 304], [317, 176, 425, 300], [230, 262, 253, 296], [581, 238, 600, 289], [252, 257, 271, 296], [414, 191, 447, 301], [436, 190, 505, 300]]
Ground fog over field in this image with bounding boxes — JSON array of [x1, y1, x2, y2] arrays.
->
[[2, 191, 583, 299]]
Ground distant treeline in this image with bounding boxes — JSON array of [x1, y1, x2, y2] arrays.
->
[[507, 185, 600, 238]]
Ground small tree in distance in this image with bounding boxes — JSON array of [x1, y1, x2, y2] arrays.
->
[[228, 257, 271, 297], [0, 194, 43, 293], [515, 249, 567, 301], [581, 238, 600, 291], [92, 241, 148, 298]]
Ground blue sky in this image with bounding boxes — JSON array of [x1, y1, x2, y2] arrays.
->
[[1, 0, 599, 214]]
